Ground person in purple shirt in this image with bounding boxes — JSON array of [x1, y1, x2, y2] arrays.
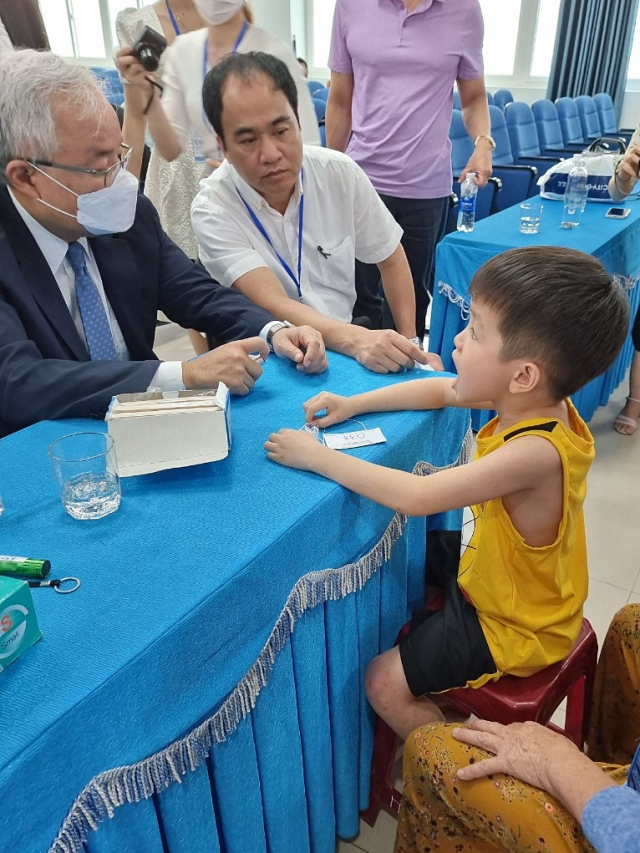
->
[[327, 0, 493, 340]]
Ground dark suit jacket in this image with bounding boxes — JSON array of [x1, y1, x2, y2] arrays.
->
[[0, 188, 276, 436]]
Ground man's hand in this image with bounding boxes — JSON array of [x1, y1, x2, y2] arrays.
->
[[452, 719, 579, 790], [351, 329, 429, 373], [264, 428, 326, 470], [181, 337, 269, 395], [271, 325, 328, 373], [303, 391, 356, 427], [459, 146, 493, 188]]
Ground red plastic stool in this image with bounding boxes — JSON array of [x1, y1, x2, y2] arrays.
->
[[361, 617, 598, 827]]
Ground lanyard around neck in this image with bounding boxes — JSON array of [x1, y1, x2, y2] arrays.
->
[[236, 174, 305, 300], [165, 0, 181, 36], [201, 20, 249, 131]]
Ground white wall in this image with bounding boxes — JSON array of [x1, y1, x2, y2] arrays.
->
[[251, 0, 305, 53]]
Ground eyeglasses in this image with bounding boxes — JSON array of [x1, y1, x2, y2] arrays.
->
[[23, 143, 133, 188]]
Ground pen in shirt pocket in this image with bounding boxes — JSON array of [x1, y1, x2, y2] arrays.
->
[[317, 245, 331, 259]]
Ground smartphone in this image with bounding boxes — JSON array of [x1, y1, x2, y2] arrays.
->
[[605, 207, 631, 219]]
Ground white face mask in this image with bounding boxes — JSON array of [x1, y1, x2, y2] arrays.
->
[[193, 0, 244, 26], [34, 166, 139, 236]]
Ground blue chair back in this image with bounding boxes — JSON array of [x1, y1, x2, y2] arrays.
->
[[531, 99, 567, 151], [90, 67, 124, 106], [319, 124, 326, 146], [556, 96, 585, 145], [452, 90, 461, 110], [575, 95, 602, 141], [504, 101, 543, 159], [593, 92, 618, 135], [312, 96, 326, 123], [449, 109, 475, 175], [493, 88, 514, 111], [486, 91, 494, 105], [314, 86, 330, 103], [307, 79, 324, 95], [489, 104, 514, 165]]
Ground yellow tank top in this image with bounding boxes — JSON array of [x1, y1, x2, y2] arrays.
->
[[457, 400, 594, 687]]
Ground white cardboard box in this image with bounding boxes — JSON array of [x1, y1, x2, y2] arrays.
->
[[106, 386, 230, 477]]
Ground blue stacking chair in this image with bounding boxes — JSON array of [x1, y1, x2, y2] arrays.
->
[[449, 108, 536, 211], [452, 90, 460, 110], [575, 95, 605, 143], [307, 79, 324, 96], [314, 86, 330, 103], [555, 96, 588, 146], [486, 91, 494, 105], [593, 92, 634, 142], [90, 67, 124, 106], [504, 102, 566, 172], [531, 99, 586, 154], [489, 106, 542, 206], [312, 96, 326, 124], [493, 88, 514, 111]]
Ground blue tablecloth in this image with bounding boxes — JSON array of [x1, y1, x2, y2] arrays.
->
[[432, 196, 640, 429], [0, 353, 470, 853]]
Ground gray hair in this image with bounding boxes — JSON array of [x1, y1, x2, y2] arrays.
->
[[0, 49, 107, 176]]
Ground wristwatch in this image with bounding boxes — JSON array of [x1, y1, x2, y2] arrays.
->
[[266, 320, 294, 352], [474, 134, 496, 151]]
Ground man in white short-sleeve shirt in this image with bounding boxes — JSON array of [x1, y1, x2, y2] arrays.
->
[[192, 51, 442, 374]]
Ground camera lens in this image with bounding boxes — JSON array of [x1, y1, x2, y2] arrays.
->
[[138, 46, 160, 72]]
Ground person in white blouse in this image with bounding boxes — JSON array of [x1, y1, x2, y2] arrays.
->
[[116, 1, 206, 260], [190, 52, 438, 374], [117, 0, 319, 175]]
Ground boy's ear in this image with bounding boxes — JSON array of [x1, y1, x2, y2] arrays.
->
[[509, 360, 542, 395]]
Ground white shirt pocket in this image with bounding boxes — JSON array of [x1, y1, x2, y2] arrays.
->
[[317, 236, 355, 293]]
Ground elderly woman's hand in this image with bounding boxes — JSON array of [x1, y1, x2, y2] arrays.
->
[[452, 719, 580, 790]]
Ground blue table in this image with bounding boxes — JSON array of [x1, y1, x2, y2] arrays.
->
[[432, 196, 640, 429], [0, 353, 470, 853]]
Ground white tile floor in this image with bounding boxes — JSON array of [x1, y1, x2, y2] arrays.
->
[[154, 324, 640, 853]]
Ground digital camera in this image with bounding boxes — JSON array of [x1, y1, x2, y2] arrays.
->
[[131, 25, 167, 73]]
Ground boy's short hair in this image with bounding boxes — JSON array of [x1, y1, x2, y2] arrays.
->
[[469, 246, 630, 400], [202, 51, 300, 145]]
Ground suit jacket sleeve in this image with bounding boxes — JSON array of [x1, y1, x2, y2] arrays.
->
[[0, 193, 277, 436]]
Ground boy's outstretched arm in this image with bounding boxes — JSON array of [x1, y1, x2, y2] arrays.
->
[[303, 376, 458, 428], [264, 430, 561, 518]]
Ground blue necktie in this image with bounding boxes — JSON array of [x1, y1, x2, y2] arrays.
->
[[66, 242, 118, 361]]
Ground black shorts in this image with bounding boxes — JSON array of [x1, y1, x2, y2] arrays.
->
[[399, 530, 498, 697]]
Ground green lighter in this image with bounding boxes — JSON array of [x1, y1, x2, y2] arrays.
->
[[0, 556, 51, 579]]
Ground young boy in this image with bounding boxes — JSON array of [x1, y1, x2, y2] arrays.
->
[[265, 246, 630, 739]]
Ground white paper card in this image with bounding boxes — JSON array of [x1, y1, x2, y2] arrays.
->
[[323, 428, 387, 449], [414, 360, 434, 371]]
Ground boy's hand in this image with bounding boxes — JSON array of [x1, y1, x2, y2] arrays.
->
[[303, 391, 355, 427], [265, 429, 326, 470]]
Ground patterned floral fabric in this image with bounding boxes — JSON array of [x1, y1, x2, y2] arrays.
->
[[587, 603, 640, 766], [394, 603, 640, 853]]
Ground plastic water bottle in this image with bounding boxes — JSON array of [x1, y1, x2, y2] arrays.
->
[[457, 173, 479, 232], [561, 156, 588, 229]]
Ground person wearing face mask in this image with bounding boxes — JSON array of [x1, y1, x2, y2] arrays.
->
[[0, 50, 327, 438], [117, 0, 319, 198]]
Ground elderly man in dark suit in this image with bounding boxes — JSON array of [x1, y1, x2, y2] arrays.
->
[[0, 49, 325, 438]]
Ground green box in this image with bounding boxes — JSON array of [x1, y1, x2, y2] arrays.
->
[[0, 576, 42, 671]]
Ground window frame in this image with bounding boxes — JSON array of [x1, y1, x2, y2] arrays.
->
[[41, 0, 145, 67]]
